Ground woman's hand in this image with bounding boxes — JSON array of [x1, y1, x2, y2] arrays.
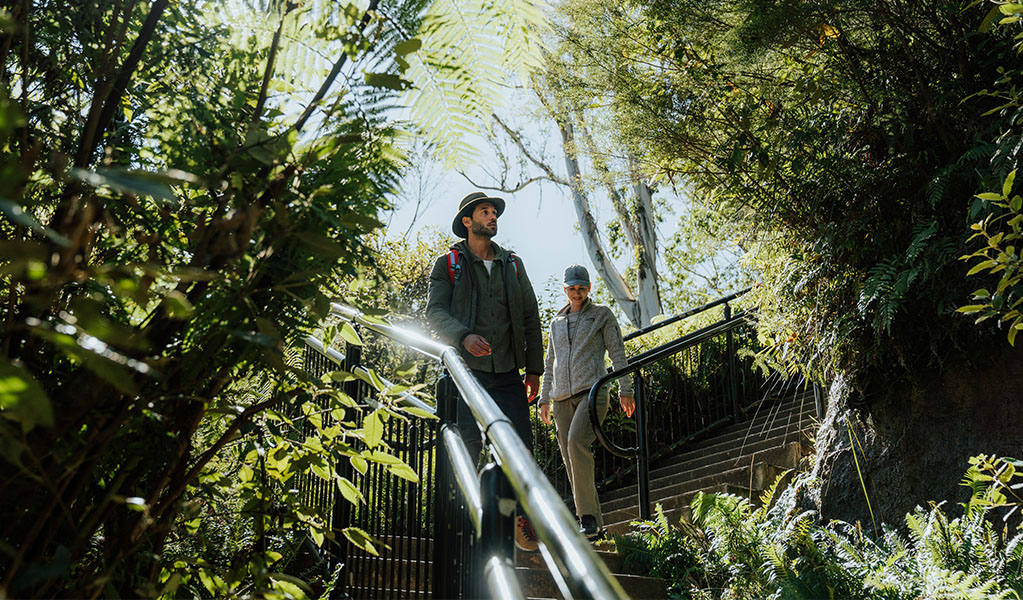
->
[[540, 402, 552, 425], [620, 394, 635, 418]]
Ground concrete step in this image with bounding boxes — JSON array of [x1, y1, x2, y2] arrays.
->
[[602, 439, 810, 513], [516, 548, 627, 574], [517, 566, 667, 600], [601, 400, 816, 503], [604, 480, 765, 536], [602, 444, 807, 532]]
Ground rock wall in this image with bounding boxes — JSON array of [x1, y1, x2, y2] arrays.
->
[[808, 344, 1023, 528]]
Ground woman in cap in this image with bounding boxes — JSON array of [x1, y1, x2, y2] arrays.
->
[[538, 264, 635, 540]]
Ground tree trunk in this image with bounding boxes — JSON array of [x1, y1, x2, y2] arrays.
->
[[629, 159, 661, 325], [557, 116, 645, 327], [808, 343, 1023, 529]]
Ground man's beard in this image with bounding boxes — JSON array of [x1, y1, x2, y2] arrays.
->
[[471, 220, 497, 237]]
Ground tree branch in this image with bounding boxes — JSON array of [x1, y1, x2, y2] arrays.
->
[[75, 0, 170, 168], [458, 170, 549, 193], [491, 113, 569, 186], [292, 0, 380, 133], [253, 5, 293, 123]]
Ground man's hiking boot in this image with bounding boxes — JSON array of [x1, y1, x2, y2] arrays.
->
[[515, 515, 539, 552], [579, 514, 602, 541]]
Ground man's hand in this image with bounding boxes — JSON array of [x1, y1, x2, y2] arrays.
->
[[525, 373, 540, 401], [462, 334, 491, 357], [540, 402, 552, 425], [620, 394, 636, 418]]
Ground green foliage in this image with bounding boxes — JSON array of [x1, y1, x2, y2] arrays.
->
[[619, 456, 1023, 599], [401, 0, 548, 166], [0, 0, 526, 595], [546, 0, 1023, 390], [960, 170, 1023, 345]]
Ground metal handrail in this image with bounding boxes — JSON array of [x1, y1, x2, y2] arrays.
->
[[622, 286, 752, 342], [330, 303, 628, 600], [589, 311, 752, 458]]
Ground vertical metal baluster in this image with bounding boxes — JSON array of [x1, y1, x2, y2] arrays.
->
[[386, 417, 398, 600], [340, 341, 361, 597], [725, 303, 739, 422], [635, 371, 651, 520], [423, 418, 434, 599], [431, 375, 459, 599]]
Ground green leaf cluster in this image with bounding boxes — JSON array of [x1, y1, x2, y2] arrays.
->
[[545, 0, 1023, 389], [960, 170, 1023, 345], [0, 0, 469, 596], [619, 455, 1023, 599]]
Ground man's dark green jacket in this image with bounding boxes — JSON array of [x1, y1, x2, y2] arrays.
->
[[426, 240, 544, 375]]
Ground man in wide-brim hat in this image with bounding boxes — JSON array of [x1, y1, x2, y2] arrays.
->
[[426, 191, 544, 552], [450, 191, 505, 238]]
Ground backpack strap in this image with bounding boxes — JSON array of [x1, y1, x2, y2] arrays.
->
[[447, 249, 461, 286], [509, 253, 520, 278], [448, 249, 519, 285]]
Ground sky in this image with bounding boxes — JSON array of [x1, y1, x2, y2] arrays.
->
[[384, 162, 641, 309]]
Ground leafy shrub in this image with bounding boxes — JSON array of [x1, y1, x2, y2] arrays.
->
[[619, 456, 1023, 599]]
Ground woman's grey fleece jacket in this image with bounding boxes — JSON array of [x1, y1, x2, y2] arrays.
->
[[538, 300, 633, 406]]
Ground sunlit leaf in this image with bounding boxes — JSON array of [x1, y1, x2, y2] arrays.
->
[[337, 477, 364, 505], [0, 198, 69, 246], [363, 409, 384, 448], [339, 322, 363, 347], [343, 527, 380, 555], [387, 461, 419, 483], [0, 360, 53, 431]]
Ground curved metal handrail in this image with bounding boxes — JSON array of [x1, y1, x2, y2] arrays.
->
[[590, 311, 752, 458], [330, 304, 628, 600], [622, 286, 752, 342]]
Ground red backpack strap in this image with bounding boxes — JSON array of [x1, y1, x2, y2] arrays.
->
[[447, 249, 461, 285]]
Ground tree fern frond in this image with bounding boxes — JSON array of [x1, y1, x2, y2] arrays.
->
[[399, 0, 548, 166], [906, 220, 938, 262]]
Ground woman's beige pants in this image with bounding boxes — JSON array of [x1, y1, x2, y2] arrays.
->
[[552, 389, 610, 525]]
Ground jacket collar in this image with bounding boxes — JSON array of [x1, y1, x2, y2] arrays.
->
[[453, 239, 508, 262], [557, 298, 592, 316]]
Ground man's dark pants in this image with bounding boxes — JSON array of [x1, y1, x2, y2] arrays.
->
[[456, 369, 533, 465]]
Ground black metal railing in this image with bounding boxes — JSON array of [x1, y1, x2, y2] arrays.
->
[[527, 291, 768, 519], [299, 304, 628, 599], [529, 288, 780, 525]]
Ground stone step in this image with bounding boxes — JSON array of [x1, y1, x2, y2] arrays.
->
[[517, 566, 667, 600], [601, 400, 815, 503], [602, 439, 810, 514], [603, 459, 799, 534]]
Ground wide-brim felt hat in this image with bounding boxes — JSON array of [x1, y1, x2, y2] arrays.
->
[[452, 191, 505, 238]]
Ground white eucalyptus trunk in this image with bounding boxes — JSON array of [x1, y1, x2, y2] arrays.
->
[[630, 160, 662, 324], [558, 117, 645, 327]]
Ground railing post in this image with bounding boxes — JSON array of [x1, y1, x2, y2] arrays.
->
[[331, 341, 362, 595], [479, 463, 515, 562], [724, 302, 740, 422], [433, 374, 462, 599], [635, 372, 651, 521]]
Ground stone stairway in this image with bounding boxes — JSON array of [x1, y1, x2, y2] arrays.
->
[[600, 391, 818, 534], [344, 393, 817, 598], [515, 547, 666, 600], [514, 392, 817, 598]]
